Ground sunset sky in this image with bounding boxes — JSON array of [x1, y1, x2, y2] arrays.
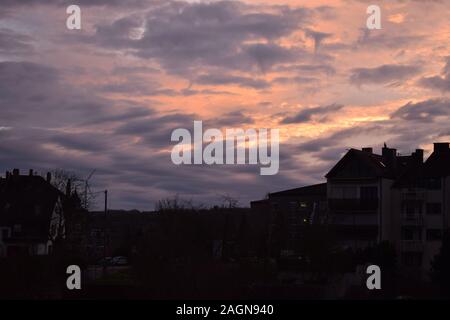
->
[[1, 0, 450, 209]]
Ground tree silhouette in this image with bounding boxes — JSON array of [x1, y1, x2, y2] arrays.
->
[[431, 230, 450, 297]]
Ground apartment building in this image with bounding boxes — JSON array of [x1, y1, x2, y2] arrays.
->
[[252, 141, 450, 277], [325, 145, 423, 250], [250, 183, 327, 257], [390, 143, 450, 276]]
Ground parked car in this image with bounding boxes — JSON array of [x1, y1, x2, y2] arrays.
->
[[111, 256, 129, 266], [97, 257, 112, 266]]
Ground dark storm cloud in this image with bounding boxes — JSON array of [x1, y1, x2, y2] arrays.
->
[[304, 28, 332, 52], [115, 112, 198, 149], [0, 128, 103, 173], [50, 132, 114, 152], [115, 113, 196, 136], [195, 73, 270, 89], [356, 29, 425, 50], [243, 43, 301, 73], [114, 110, 256, 150], [280, 103, 344, 124], [90, 1, 310, 76], [0, 29, 34, 55], [112, 65, 161, 75], [0, 61, 114, 127], [418, 57, 450, 92], [81, 106, 154, 126], [180, 88, 235, 96], [1, 0, 148, 7], [0, 61, 163, 129], [0, 58, 293, 208], [295, 125, 384, 153], [350, 64, 421, 85], [390, 98, 450, 122], [206, 111, 255, 127], [98, 77, 177, 96], [275, 64, 336, 76], [290, 97, 450, 167], [272, 76, 318, 85]]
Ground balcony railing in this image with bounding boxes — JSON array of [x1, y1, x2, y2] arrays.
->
[[401, 240, 424, 252], [328, 199, 378, 211], [401, 192, 426, 200], [401, 214, 423, 226], [331, 213, 378, 226]]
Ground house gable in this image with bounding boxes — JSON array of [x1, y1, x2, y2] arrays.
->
[[326, 149, 385, 180]]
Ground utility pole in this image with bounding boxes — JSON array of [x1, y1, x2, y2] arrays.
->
[[103, 189, 108, 276]]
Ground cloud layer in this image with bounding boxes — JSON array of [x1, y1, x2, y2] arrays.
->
[[1, 0, 450, 209]]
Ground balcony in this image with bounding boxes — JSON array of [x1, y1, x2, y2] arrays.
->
[[328, 199, 378, 211], [401, 192, 425, 201], [401, 240, 424, 252], [331, 213, 378, 226], [401, 214, 423, 226]]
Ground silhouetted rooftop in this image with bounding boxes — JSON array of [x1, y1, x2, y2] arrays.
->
[[0, 171, 62, 240], [269, 183, 326, 197]]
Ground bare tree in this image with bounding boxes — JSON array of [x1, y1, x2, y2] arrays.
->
[[218, 193, 240, 209], [155, 194, 205, 211], [50, 169, 96, 210]]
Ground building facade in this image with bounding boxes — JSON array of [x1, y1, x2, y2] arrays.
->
[[251, 142, 450, 277], [0, 169, 66, 257], [390, 143, 450, 276]]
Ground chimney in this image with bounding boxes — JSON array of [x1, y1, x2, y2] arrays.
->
[[29, 169, 34, 176], [433, 142, 450, 154], [46, 172, 52, 183], [12, 168, 19, 176], [382, 146, 397, 171], [362, 147, 373, 154], [413, 149, 424, 164]]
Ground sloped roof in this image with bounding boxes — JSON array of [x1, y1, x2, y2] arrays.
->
[[392, 147, 450, 188], [269, 183, 326, 197], [325, 149, 389, 179], [0, 174, 63, 239], [422, 148, 450, 177]]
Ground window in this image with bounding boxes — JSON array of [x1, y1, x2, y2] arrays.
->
[[426, 203, 442, 215], [402, 252, 422, 267], [343, 187, 357, 199], [403, 200, 422, 216], [331, 186, 357, 199], [13, 224, 22, 234], [289, 201, 297, 211], [360, 186, 378, 200], [330, 187, 343, 199], [402, 227, 422, 241], [0, 228, 11, 239], [426, 178, 442, 190], [426, 229, 442, 241]]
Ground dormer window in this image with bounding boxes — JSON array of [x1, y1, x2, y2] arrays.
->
[[13, 224, 22, 235], [0, 227, 11, 239]]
